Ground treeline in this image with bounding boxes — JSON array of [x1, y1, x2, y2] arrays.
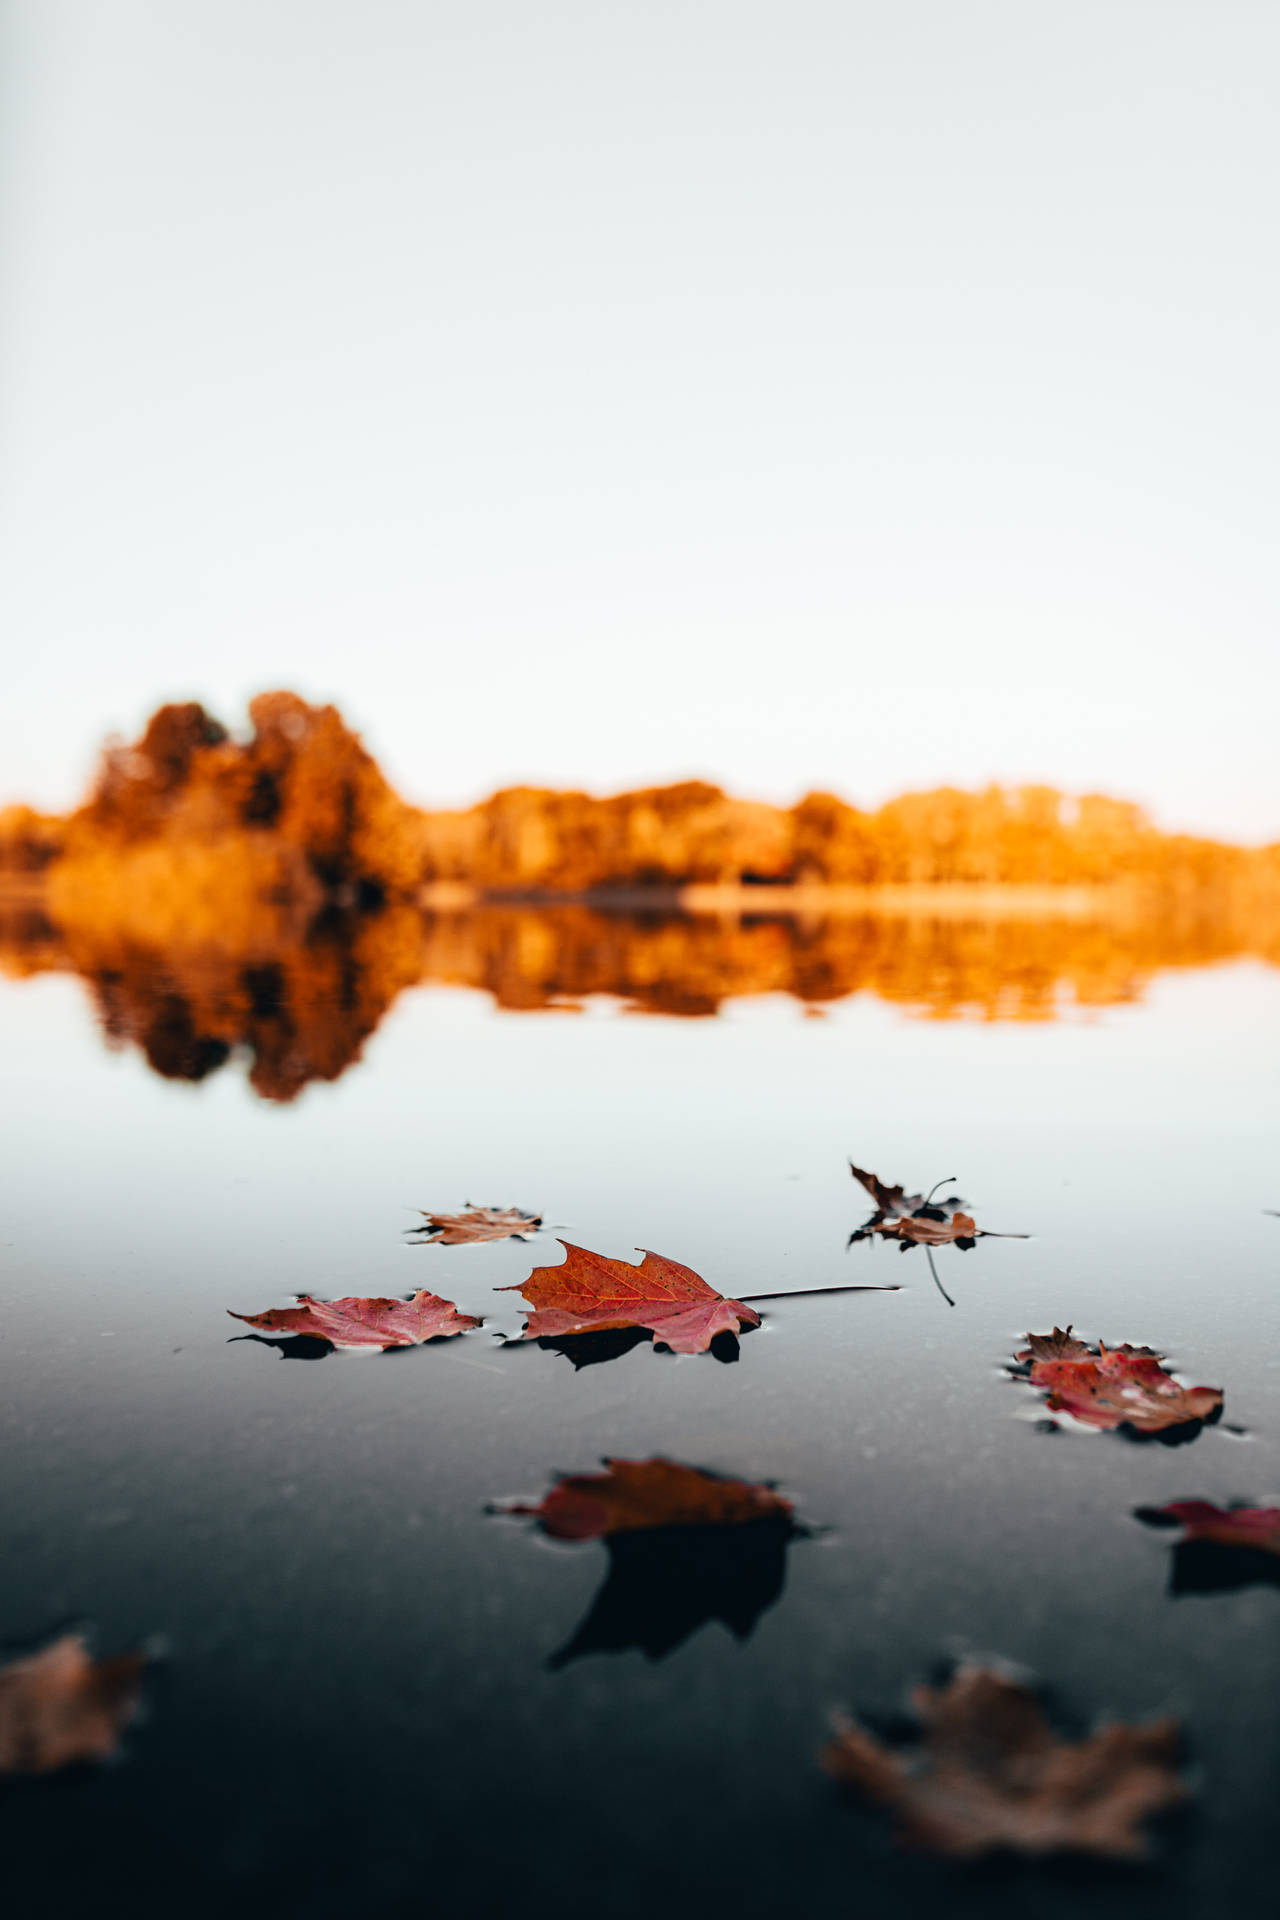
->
[[1, 692, 1277, 905], [420, 780, 1276, 894]]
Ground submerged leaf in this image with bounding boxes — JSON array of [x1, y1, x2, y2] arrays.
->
[[823, 1663, 1187, 1860], [0, 1633, 145, 1777], [411, 1205, 542, 1245], [228, 1290, 481, 1349], [499, 1242, 761, 1356], [497, 1456, 793, 1541], [1016, 1331, 1222, 1438]]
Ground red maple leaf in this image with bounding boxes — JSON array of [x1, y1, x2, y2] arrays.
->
[[499, 1241, 761, 1355], [228, 1289, 481, 1349], [1016, 1330, 1223, 1437], [496, 1456, 793, 1540], [1138, 1500, 1280, 1555]]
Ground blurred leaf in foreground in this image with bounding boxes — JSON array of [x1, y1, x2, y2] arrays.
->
[[824, 1663, 1187, 1860], [0, 1633, 145, 1776]]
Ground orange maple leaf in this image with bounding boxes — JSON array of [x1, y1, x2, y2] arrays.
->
[[499, 1241, 761, 1355]]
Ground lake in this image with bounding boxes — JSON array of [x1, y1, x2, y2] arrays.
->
[[2, 908, 1278, 1918]]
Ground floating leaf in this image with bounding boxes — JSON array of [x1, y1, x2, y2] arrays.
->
[[494, 1458, 800, 1664], [496, 1456, 793, 1540], [410, 1205, 542, 1245], [873, 1211, 983, 1248], [1016, 1330, 1222, 1439], [1137, 1500, 1280, 1555], [848, 1163, 929, 1220], [228, 1289, 481, 1349], [1018, 1325, 1093, 1363], [823, 1663, 1187, 1860], [0, 1633, 145, 1777], [499, 1242, 761, 1356], [848, 1163, 1020, 1255], [1136, 1501, 1280, 1595]]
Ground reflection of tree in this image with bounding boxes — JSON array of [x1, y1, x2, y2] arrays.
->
[[548, 1515, 798, 1667], [2, 896, 1279, 1100], [60, 906, 424, 1103], [415, 902, 1274, 1022]]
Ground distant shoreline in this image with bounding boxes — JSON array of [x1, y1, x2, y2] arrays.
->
[[0, 873, 1200, 921], [419, 880, 1117, 917]]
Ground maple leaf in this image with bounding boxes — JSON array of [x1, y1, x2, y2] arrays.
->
[[823, 1663, 1187, 1861], [1017, 1325, 1093, 1363], [1136, 1501, 1280, 1596], [495, 1456, 794, 1540], [410, 1204, 542, 1245], [228, 1289, 481, 1349], [871, 1210, 986, 1248], [1137, 1499, 1280, 1555], [1016, 1331, 1222, 1439], [499, 1241, 761, 1356], [846, 1165, 1020, 1268], [493, 1458, 801, 1664], [848, 1163, 927, 1220], [0, 1633, 145, 1777]]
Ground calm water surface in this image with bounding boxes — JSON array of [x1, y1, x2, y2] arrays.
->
[[3, 941, 1279, 1918]]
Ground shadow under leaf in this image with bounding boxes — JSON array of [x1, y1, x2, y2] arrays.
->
[[548, 1514, 799, 1667], [500, 1325, 748, 1369], [1135, 1512, 1280, 1596], [228, 1333, 334, 1362]]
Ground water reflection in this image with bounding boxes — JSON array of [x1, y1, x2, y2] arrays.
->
[[2, 896, 1276, 1101]]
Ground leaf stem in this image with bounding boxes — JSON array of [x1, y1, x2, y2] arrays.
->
[[926, 1247, 956, 1308]]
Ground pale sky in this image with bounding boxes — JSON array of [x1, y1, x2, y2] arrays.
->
[[3, 2, 1277, 838]]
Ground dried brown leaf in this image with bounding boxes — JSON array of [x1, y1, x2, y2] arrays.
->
[[823, 1664, 1187, 1860], [413, 1205, 542, 1245], [0, 1634, 145, 1777]]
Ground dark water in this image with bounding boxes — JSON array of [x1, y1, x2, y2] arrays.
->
[[3, 937, 1279, 1918]]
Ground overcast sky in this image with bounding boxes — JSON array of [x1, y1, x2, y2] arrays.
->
[[3, 2, 1277, 837]]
